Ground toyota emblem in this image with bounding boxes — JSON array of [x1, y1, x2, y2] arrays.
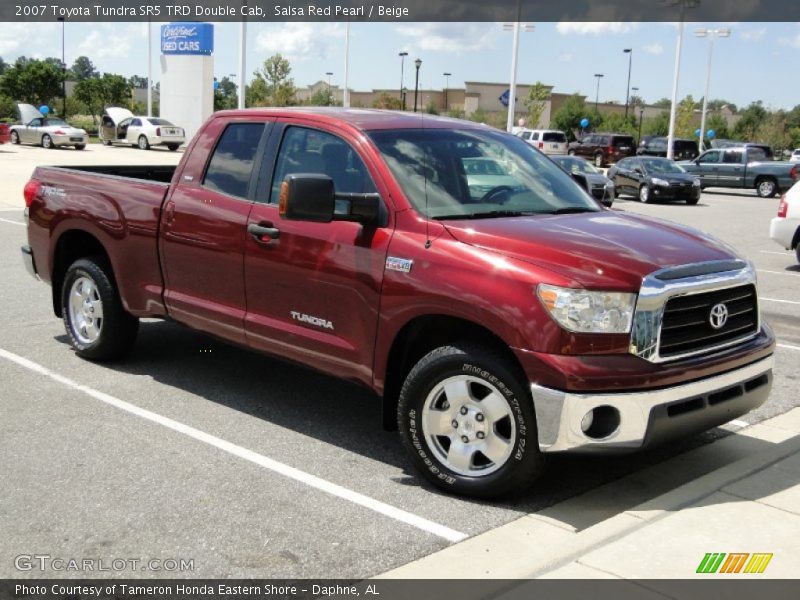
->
[[709, 303, 729, 330]]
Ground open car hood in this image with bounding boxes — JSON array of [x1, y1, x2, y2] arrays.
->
[[17, 103, 44, 124]]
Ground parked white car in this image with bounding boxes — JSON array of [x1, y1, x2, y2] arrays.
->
[[790, 149, 800, 163], [516, 128, 568, 155], [100, 107, 185, 151], [9, 104, 88, 149], [770, 180, 800, 263]]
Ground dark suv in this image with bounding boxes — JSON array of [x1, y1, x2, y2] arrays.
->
[[637, 137, 699, 161], [568, 132, 636, 167]]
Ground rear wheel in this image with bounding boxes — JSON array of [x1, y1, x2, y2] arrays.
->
[[568, 149, 576, 156], [167, 144, 180, 151], [686, 196, 699, 205], [594, 153, 604, 168], [137, 135, 150, 150], [42, 134, 54, 149], [639, 184, 651, 203], [397, 343, 543, 499], [756, 178, 777, 198], [10, 131, 20, 144], [62, 257, 138, 361], [74, 144, 86, 150], [102, 140, 112, 146]]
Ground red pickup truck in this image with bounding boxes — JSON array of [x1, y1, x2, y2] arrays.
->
[[0, 123, 10, 144], [21, 108, 775, 498]]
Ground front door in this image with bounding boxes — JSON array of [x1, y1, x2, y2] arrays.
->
[[694, 150, 722, 187], [161, 118, 271, 345], [243, 123, 393, 385]]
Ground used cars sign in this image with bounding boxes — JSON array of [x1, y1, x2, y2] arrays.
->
[[160, 22, 213, 55]]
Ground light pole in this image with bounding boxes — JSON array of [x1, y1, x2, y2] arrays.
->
[[639, 106, 645, 144], [325, 71, 333, 105], [695, 27, 731, 152], [502, 22, 535, 132], [623, 48, 633, 119], [443, 72, 451, 112], [398, 51, 408, 105], [594, 73, 604, 114], [58, 17, 66, 117], [665, 1, 700, 159], [413, 58, 422, 112]]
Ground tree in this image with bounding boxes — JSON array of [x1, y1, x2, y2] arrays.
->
[[0, 57, 63, 107], [250, 54, 296, 107], [213, 76, 238, 111], [600, 112, 637, 136], [69, 56, 98, 81], [653, 97, 672, 109], [523, 81, 549, 129], [628, 94, 644, 107], [675, 95, 698, 138], [705, 99, 737, 114], [73, 73, 131, 123], [308, 87, 334, 107], [0, 57, 7, 76], [550, 94, 588, 140], [704, 113, 730, 140], [734, 101, 768, 141], [128, 75, 148, 89], [371, 92, 402, 110], [642, 111, 671, 136]]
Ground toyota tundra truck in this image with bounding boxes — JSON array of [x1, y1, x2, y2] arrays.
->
[[21, 108, 775, 498]]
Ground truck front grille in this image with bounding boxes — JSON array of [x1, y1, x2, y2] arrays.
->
[[658, 284, 758, 358]]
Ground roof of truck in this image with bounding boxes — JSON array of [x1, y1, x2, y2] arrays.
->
[[212, 107, 491, 132]]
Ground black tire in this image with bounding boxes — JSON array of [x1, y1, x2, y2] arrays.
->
[[74, 144, 86, 150], [397, 343, 544, 499], [10, 130, 20, 144], [61, 257, 138, 361], [639, 184, 652, 203], [755, 177, 777, 198], [138, 135, 150, 150], [167, 144, 180, 152], [42, 134, 54, 149], [594, 153, 604, 168], [567, 149, 576, 156], [102, 140, 112, 146], [686, 196, 700, 205], [796, 244, 800, 265]]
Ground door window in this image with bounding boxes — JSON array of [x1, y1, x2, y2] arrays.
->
[[698, 151, 721, 164], [269, 126, 376, 203], [722, 150, 743, 164], [131, 118, 142, 127], [203, 122, 265, 199]]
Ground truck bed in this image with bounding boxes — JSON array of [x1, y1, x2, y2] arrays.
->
[[44, 164, 178, 184]]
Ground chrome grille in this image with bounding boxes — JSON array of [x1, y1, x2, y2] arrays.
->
[[659, 285, 758, 358]]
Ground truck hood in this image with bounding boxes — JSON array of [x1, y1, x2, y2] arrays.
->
[[442, 211, 737, 289]]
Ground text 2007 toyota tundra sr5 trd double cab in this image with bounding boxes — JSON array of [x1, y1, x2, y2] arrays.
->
[[21, 109, 775, 498]]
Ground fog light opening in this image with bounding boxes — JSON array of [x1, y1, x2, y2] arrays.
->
[[581, 405, 621, 440]]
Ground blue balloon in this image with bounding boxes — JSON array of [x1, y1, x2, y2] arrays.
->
[[694, 128, 702, 138], [580, 118, 589, 128], [707, 129, 716, 139], [39, 105, 49, 115], [213, 80, 220, 90]]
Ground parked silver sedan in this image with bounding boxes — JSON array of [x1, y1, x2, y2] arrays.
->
[[9, 104, 88, 150]]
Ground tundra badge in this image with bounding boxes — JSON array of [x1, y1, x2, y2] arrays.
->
[[290, 311, 334, 330], [386, 257, 413, 273]]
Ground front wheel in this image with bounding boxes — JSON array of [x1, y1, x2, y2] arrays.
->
[[568, 149, 576, 156], [756, 178, 777, 198], [10, 130, 20, 144], [74, 144, 86, 150], [42, 134, 54, 149], [639, 184, 651, 203], [62, 257, 139, 361], [397, 343, 543, 499], [686, 196, 700, 205], [137, 135, 150, 150]]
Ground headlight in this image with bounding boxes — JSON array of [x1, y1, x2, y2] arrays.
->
[[537, 284, 636, 334], [651, 177, 670, 187], [693, 178, 701, 187]]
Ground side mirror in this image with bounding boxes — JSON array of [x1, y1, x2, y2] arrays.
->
[[279, 174, 384, 226], [634, 166, 644, 174]]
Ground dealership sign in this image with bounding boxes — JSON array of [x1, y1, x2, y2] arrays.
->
[[161, 22, 213, 55]]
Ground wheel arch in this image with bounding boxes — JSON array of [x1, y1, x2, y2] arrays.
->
[[51, 229, 112, 317], [380, 314, 526, 431]]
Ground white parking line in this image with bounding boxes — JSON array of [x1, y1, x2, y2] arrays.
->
[[777, 343, 800, 352], [0, 218, 24, 226], [758, 269, 800, 277], [759, 250, 792, 256], [0, 347, 468, 544], [760, 297, 800, 306], [729, 419, 749, 428]]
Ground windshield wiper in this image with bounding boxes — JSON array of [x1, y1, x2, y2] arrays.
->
[[434, 210, 536, 220], [546, 207, 599, 215]]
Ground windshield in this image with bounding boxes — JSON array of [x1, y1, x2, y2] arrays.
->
[[641, 158, 686, 174], [553, 156, 599, 175], [43, 118, 68, 126], [368, 128, 600, 219]]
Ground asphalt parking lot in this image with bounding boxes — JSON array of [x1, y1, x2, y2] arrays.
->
[[0, 144, 798, 579]]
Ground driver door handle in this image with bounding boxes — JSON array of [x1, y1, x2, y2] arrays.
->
[[248, 222, 280, 242]]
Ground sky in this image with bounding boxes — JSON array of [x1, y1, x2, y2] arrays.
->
[[1, 21, 798, 110]]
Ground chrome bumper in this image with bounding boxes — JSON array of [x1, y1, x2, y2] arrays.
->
[[532, 355, 774, 453]]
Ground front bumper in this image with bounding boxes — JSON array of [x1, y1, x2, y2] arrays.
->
[[532, 355, 773, 453], [650, 184, 701, 200], [769, 216, 797, 250]]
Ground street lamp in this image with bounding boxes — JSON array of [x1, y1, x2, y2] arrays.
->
[[58, 17, 66, 117], [502, 22, 535, 132], [695, 27, 731, 151], [594, 73, 604, 114], [623, 48, 633, 119], [413, 58, 422, 113], [443, 72, 451, 112], [639, 106, 645, 145], [398, 51, 408, 105]]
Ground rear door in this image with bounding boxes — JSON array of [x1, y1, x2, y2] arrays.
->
[[243, 122, 394, 385], [160, 117, 272, 344], [717, 149, 745, 187], [126, 118, 143, 144]]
